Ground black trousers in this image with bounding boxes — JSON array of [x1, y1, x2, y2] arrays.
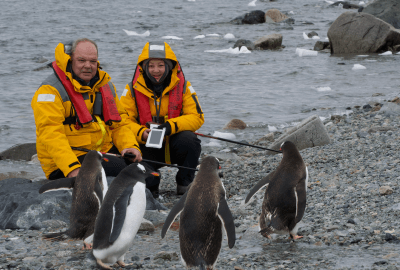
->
[[48, 146, 130, 180], [49, 131, 201, 190], [140, 131, 201, 190]]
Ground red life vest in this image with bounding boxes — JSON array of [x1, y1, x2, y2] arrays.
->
[[52, 61, 121, 126], [132, 63, 184, 126]]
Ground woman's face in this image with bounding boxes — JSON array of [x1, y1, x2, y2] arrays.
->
[[147, 59, 165, 82]]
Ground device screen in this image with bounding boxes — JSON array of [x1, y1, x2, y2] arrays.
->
[[149, 129, 164, 145]]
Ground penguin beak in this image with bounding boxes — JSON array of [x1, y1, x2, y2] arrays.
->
[[103, 158, 109, 162], [218, 166, 221, 169], [151, 172, 159, 177]]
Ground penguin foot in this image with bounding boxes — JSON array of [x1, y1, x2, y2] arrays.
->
[[117, 260, 127, 267], [82, 241, 93, 250], [289, 235, 303, 240], [96, 259, 112, 270]]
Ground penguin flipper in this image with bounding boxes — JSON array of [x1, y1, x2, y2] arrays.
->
[[109, 185, 134, 243], [39, 177, 76, 194], [161, 191, 188, 239], [244, 173, 272, 204], [217, 198, 236, 248], [295, 179, 307, 223]]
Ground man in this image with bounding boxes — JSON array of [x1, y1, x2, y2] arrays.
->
[[32, 38, 142, 180], [120, 42, 204, 197]]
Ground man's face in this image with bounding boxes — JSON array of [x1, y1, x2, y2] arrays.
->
[[71, 41, 98, 83], [148, 59, 165, 82]]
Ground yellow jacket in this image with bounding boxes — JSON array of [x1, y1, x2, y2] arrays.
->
[[32, 43, 140, 179], [120, 42, 204, 144]]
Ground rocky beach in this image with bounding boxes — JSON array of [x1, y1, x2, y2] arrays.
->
[[1, 98, 400, 269]]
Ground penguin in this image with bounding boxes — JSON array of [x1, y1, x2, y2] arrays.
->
[[161, 156, 236, 270], [92, 162, 159, 270], [244, 141, 308, 240], [39, 150, 108, 249]]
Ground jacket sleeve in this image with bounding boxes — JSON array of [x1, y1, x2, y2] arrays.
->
[[31, 85, 81, 176], [166, 81, 205, 135], [119, 84, 148, 144], [108, 83, 141, 152]]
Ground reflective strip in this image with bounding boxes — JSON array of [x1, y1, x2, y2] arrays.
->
[[188, 85, 195, 94], [149, 43, 166, 58], [128, 82, 135, 98], [192, 94, 203, 115], [94, 115, 106, 151], [37, 94, 55, 102], [107, 82, 117, 97], [41, 73, 70, 102], [149, 45, 164, 51], [183, 81, 187, 94], [122, 88, 128, 97]]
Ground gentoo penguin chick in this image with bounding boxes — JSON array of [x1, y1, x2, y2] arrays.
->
[[244, 141, 308, 240], [92, 163, 159, 270], [161, 156, 236, 270], [39, 150, 108, 249]]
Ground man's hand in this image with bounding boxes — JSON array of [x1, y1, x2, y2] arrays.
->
[[67, 168, 80, 178], [121, 148, 142, 162], [142, 129, 151, 142]]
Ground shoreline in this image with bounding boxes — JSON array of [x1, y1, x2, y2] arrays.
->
[[1, 100, 400, 269]]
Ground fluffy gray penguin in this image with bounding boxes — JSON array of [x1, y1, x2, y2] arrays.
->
[[39, 150, 108, 249], [92, 162, 159, 269], [244, 141, 308, 240], [161, 156, 236, 270]]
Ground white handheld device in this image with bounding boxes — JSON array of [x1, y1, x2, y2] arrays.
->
[[145, 124, 166, 149]]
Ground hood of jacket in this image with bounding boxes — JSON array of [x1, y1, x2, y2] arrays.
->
[[137, 42, 178, 66], [54, 43, 110, 93]]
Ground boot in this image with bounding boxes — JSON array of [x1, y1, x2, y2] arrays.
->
[[177, 185, 189, 195]]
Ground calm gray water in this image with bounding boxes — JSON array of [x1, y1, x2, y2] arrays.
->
[[1, 0, 399, 152]]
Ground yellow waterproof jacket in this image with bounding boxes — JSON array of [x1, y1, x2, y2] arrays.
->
[[120, 42, 204, 144], [31, 43, 140, 178]]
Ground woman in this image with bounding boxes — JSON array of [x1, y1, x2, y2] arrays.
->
[[120, 42, 204, 198]]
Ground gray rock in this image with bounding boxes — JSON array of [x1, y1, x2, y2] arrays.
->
[[265, 9, 288, 23], [328, 12, 400, 54], [144, 210, 168, 227], [314, 41, 330, 51], [231, 10, 266, 25], [362, 0, 400, 29], [267, 115, 331, 155], [0, 177, 166, 230], [138, 218, 155, 232], [254, 34, 283, 50], [329, 1, 362, 9], [145, 188, 168, 210], [0, 143, 36, 161], [233, 39, 256, 51], [0, 178, 71, 230], [308, 31, 319, 38]]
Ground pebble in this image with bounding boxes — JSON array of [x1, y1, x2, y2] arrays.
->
[[2, 105, 400, 269]]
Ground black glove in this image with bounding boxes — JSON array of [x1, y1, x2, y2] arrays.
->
[[157, 122, 172, 136]]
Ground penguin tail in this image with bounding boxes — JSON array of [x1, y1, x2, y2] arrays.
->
[[199, 263, 206, 270], [42, 230, 69, 240], [259, 227, 273, 238]]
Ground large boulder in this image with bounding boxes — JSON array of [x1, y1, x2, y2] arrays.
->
[[265, 9, 288, 22], [328, 11, 400, 54], [266, 115, 331, 155], [255, 34, 283, 50], [0, 178, 71, 230], [362, 0, 400, 29], [231, 10, 266, 25], [0, 177, 167, 230], [0, 143, 36, 161]]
